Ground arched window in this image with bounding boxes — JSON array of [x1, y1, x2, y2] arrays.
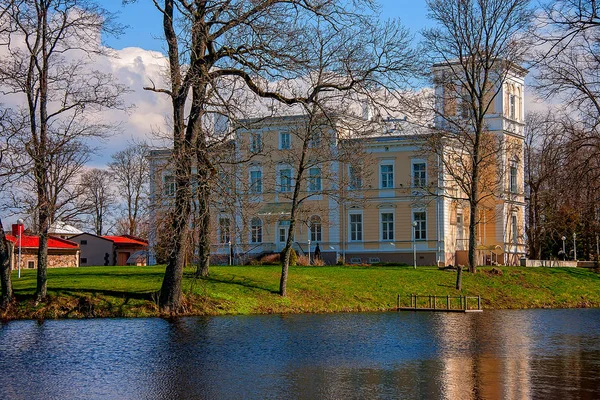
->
[[310, 215, 322, 242], [250, 217, 262, 243]]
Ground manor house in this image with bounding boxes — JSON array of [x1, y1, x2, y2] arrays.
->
[[147, 64, 526, 267]]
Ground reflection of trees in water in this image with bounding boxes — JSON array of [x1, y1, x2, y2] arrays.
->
[[433, 312, 533, 399], [2, 311, 600, 398], [150, 311, 600, 399]]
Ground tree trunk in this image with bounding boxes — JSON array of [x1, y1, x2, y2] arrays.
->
[[157, 0, 193, 313], [0, 217, 13, 308], [467, 198, 478, 273], [280, 177, 302, 296], [195, 166, 211, 278], [279, 139, 308, 296], [158, 161, 191, 312], [35, 204, 50, 302]]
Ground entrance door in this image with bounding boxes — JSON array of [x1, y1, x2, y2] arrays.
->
[[277, 221, 290, 252], [117, 252, 130, 265]]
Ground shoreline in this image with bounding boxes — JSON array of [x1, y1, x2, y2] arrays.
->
[[2, 265, 599, 321], [3, 301, 599, 323]]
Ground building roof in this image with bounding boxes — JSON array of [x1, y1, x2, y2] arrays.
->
[[48, 221, 83, 236], [5, 234, 79, 250], [126, 250, 148, 264], [102, 235, 148, 247]]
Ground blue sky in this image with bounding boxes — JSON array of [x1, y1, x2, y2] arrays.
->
[[102, 0, 431, 52]]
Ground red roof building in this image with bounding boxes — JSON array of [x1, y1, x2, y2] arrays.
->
[[69, 233, 148, 266], [5, 224, 80, 270], [5, 234, 80, 250]]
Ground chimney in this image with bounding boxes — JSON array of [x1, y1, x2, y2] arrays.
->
[[12, 223, 24, 236]]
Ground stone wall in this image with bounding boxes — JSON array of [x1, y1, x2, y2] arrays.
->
[[11, 249, 78, 270]]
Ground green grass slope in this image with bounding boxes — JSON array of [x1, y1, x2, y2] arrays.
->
[[2, 265, 599, 320]]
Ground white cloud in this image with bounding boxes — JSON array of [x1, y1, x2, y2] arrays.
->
[[86, 47, 172, 167]]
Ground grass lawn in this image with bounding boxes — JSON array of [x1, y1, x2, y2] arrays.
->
[[3, 264, 600, 320]]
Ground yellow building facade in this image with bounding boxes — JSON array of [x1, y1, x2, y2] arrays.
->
[[148, 67, 526, 266]]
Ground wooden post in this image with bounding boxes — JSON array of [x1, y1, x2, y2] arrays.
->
[[464, 296, 467, 310], [456, 266, 463, 291], [414, 294, 417, 310], [478, 295, 481, 310], [397, 294, 400, 311], [433, 295, 436, 309], [447, 295, 450, 310]]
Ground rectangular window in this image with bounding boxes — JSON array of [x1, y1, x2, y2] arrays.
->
[[380, 164, 394, 189], [219, 217, 231, 244], [81, 258, 87, 264], [250, 132, 262, 153], [412, 162, 427, 188], [278, 221, 290, 243], [381, 213, 394, 241], [349, 166, 362, 190], [219, 171, 232, 193], [310, 221, 322, 242], [81, 240, 87, 245], [509, 94, 516, 119], [413, 211, 427, 240], [308, 131, 322, 148], [279, 132, 291, 149], [249, 170, 262, 194], [251, 219, 262, 244], [163, 175, 176, 197], [350, 213, 363, 241], [308, 167, 322, 192], [512, 214, 518, 244], [27, 261, 35, 269], [510, 165, 518, 193], [279, 168, 292, 193]]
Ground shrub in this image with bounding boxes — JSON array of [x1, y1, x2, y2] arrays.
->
[[280, 248, 298, 266], [260, 253, 280, 265], [297, 255, 326, 266], [312, 257, 325, 266]]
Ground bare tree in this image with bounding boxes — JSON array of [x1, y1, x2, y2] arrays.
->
[[0, 0, 127, 302], [535, 0, 600, 131], [143, 0, 419, 310], [108, 142, 149, 237], [524, 112, 565, 259], [531, 1, 600, 262], [78, 169, 116, 235], [0, 108, 25, 308], [10, 138, 97, 232], [422, 0, 532, 272]]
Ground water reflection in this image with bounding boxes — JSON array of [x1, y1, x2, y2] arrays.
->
[[1, 310, 599, 399]]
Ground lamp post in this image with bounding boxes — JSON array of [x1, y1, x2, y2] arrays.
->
[[412, 221, 418, 269], [573, 232, 577, 261], [17, 218, 23, 278], [307, 239, 311, 265], [228, 240, 232, 266], [561, 236, 566, 257]]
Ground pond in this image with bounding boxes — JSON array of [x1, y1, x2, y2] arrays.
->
[[1, 309, 599, 399]]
